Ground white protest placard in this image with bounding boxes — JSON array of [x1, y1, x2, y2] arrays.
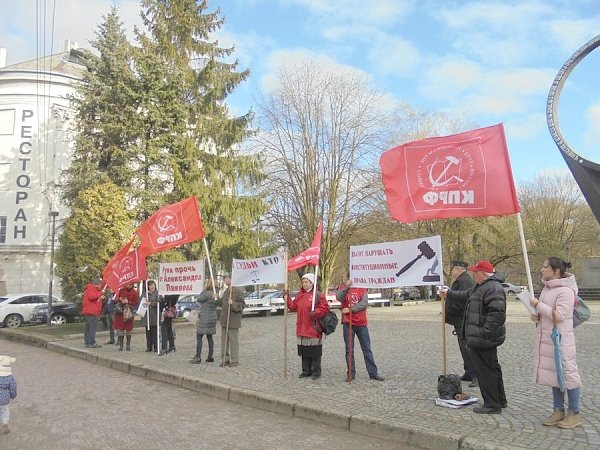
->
[[350, 236, 443, 288], [231, 253, 286, 287], [158, 259, 205, 295]]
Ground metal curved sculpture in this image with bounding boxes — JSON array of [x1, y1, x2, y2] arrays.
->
[[547, 34, 600, 223]]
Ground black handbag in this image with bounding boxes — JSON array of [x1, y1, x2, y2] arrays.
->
[[114, 303, 123, 314], [437, 374, 462, 400]]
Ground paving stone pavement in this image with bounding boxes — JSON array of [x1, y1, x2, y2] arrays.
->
[[2, 301, 600, 449], [0, 339, 416, 450]]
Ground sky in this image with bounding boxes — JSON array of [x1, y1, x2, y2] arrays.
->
[[1, 0, 599, 186]]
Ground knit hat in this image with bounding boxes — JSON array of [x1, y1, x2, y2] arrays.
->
[[451, 260, 469, 269], [301, 273, 316, 285], [0, 355, 15, 376]]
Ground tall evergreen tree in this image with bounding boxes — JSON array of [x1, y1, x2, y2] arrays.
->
[[135, 0, 266, 265], [55, 182, 134, 303], [62, 2, 266, 272], [63, 7, 141, 205]]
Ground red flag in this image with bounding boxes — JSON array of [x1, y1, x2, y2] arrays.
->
[[103, 248, 148, 293], [102, 238, 135, 291], [380, 123, 520, 223], [288, 221, 322, 271], [136, 196, 206, 257]]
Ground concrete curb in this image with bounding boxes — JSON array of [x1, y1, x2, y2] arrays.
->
[[0, 330, 521, 449]]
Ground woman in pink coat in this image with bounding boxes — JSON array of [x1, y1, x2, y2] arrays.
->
[[530, 257, 582, 429]]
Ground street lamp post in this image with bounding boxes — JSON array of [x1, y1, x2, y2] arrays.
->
[[47, 210, 59, 325]]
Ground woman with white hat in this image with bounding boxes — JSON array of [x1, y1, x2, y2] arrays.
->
[[0, 355, 17, 434], [285, 272, 329, 380]]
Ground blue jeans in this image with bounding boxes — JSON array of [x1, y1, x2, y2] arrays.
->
[[553, 387, 580, 413], [343, 324, 379, 378], [83, 315, 98, 346]]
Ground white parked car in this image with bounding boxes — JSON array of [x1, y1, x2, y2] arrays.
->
[[501, 283, 526, 295], [0, 293, 62, 328]]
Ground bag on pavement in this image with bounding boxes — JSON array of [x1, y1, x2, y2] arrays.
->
[[573, 295, 590, 327], [437, 374, 462, 400]]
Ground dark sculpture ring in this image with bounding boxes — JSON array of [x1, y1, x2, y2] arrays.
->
[[546, 34, 600, 169]]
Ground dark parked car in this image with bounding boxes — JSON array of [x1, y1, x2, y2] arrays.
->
[[31, 302, 80, 325]]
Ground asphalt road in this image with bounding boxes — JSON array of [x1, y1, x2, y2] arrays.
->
[[0, 340, 417, 450]]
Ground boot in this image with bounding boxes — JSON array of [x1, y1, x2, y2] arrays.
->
[[543, 409, 565, 426], [190, 354, 201, 363], [557, 411, 582, 429], [126, 335, 132, 351], [118, 336, 124, 351]]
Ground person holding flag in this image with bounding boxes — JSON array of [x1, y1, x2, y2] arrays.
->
[[441, 260, 507, 414], [285, 273, 329, 380], [216, 274, 245, 367], [82, 277, 106, 348], [114, 283, 139, 351]]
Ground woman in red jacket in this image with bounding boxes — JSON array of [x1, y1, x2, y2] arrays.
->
[[285, 273, 329, 380], [114, 283, 139, 351]]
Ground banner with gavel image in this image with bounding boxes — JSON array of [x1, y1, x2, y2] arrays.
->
[[349, 235, 444, 289]]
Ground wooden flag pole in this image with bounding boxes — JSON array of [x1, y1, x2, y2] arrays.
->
[[283, 251, 289, 379], [441, 294, 447, 375], [347, 308, 353, 383]]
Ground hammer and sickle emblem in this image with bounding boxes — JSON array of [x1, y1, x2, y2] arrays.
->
[[156, 212, 177, 234], [120, 257, 133, 274], [428, 155, 464, 187]]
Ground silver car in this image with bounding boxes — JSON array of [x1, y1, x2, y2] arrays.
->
[[0, 293, 62, 328]]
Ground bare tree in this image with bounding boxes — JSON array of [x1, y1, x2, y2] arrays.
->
[[520, 173, 600, 283], [253, 60, 390, 288]]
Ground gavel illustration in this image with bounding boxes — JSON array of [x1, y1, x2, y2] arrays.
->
[[395, 241, 436, 277]]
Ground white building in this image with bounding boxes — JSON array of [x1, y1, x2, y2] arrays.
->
[[0, 47, 85, 295]]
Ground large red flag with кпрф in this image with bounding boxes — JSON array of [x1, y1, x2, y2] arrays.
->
[[102, 237, 135, 291], [288, 221, 322, 271], [380, 123, 520, 223], [136, 196, 206, 258], [103, 248, 148, 293]]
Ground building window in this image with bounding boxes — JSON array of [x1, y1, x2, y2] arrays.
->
[[0, 216, 6, 243]]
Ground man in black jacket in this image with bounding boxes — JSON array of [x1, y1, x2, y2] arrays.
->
[[443, 260, 507, 414], [445, 260, 477, 386]]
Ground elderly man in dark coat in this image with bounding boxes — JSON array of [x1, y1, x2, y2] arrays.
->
[[445, 260, 477, 386], [442, 260, 507, 414]]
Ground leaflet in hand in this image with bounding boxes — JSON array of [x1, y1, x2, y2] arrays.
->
[[517, 289, 537, 315]]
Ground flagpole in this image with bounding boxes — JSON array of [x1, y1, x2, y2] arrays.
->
[[516, 212, 535, 295], [441, 294, 447, 375], [203, 238, 218, 297], [283, 251, 289, 380], [311, 264, 319, 311], [347, 308, 353, 383], [222, 281, 232, 365]]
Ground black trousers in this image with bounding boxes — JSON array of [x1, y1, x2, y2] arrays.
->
[[470, 346, 506, 409], [298, 345, 322, 375], [455, 325, 476, 378]]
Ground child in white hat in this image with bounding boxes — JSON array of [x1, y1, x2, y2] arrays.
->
[[0, 355, 17, 434]]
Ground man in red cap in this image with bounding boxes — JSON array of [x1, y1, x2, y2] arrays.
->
[[441, 260, 507, 414]]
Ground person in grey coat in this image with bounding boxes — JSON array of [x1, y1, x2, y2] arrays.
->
[[216, 274, 245, 367], [191, 279, 218, 364]]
